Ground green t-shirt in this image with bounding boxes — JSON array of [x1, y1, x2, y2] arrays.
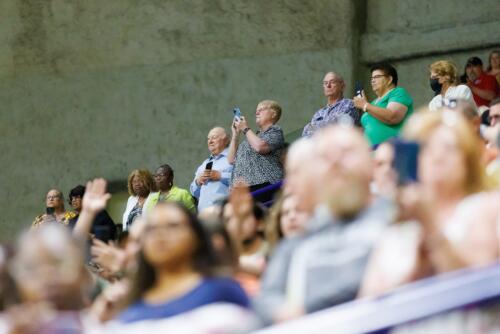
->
[[143, 186, 197, 214], [361, 87, 413, 145]]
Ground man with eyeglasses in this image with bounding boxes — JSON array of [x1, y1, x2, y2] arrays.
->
[[32, 189, 76, 228], [302, 71, 359, 138]]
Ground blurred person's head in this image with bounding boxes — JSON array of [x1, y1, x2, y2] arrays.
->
[[207, 127, 230, 156], [322, 72, 345, 100], [68, 185, 85, 212], [127, 169, 155, 198], [315, 125, 374, 219], [284, 138, 319, 213], [0, 245, 20, 311], [45, 189, 64, 212], [266, 194, 311, 250], [222, 201, 266, 248], [370, 62, 398, 97], [10, 225, 91, 310], [128, 202, 217, 303], [403, 110, 488, 196], [372, 142, 396, 197], [442, 99, 480, 134], [490, 98, 500, 127], [255, 100, 281, 129], [154, 164, 174, 192], [487, 50, 500, 72], [429, 60, 458, 94], [465, 57, 484, 80]]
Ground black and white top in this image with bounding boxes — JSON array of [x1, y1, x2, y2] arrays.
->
[[231, 125, 284, 186]]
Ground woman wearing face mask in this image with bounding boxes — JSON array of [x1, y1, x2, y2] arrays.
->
[[428, 60, 475, 112]]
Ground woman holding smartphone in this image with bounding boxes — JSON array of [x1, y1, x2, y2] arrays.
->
[[228, 100, 284, 201], [32, 189, 75, 228]]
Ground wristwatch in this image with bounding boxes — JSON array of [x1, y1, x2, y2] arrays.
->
[[243, 127, 251, 135]]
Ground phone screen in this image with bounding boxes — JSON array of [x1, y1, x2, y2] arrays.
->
[[233, 107, 242, 121], [205, 161, 213, 170], [392, 140, 419, 185], [354, 81, 363, 97], [46, 207, 56, 215]]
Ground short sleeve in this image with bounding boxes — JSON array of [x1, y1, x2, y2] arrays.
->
[[260, 126, 284, 151], [388, 88, 413, 109]]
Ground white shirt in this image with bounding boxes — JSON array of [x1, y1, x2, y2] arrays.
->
[[428, 84, 476, 112], [122, 196, 138, 230]]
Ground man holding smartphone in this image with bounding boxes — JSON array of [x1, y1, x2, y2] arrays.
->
[[190, 127, 233, 211]]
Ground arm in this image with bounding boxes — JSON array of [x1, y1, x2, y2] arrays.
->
[[353, 91, 408, 125], [469, 84, 496, 101], [234, 117, 272, 154], [189, 163, 205, 198], [227, 121, 240, 165], [73, 178, 111, 239]]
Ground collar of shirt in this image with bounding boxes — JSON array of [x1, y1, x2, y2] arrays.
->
[[209, 148, 229, 161]]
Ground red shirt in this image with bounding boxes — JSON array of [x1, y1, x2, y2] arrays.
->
[[470, 73, 497, 107]]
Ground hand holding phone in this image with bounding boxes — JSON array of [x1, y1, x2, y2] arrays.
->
[[205, 161, 213, 170], [354, 81, 364, 97]]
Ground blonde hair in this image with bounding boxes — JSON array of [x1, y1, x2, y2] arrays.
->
[[259, 100, 282, 123], [429, 60, 459, 85], [127, 169, 155, 196], [403, 109, 488, 195]]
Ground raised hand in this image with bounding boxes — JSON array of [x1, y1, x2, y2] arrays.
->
[[82, 178, 112, 215]]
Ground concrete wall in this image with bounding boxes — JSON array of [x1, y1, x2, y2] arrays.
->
[[0, 0, 356, 239]]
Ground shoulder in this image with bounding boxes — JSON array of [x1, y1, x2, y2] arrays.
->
[[267, 124, 283, 133], [389, 87, 413, 104], [429, 95, 442, 111], [203, 277, 249, 307]]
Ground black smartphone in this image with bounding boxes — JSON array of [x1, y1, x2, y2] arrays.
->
[[205, 161, 213, 170], [392, 139, 420, 185], [46, 207, 55, 215], [233, 107, 242, 121], [354, 81, 363, 97]]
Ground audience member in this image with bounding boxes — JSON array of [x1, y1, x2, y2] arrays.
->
[[68, 184, 116, 243], [354, 62, 414, 145], [122, 169, 155, 231], [302, 71, 359, 137], [32, 189, 76, 228], [222, 186, 268, 297], [229, 100, 284, 200], [144, 164, 196, 214], [360, 110, 498, 297], [371, 141, 397, 198], [117, 202, 249, 323], [465, 56, 497, 107], [428, 60, 475, 111], [190, 127, 233, 211], [489, 97, 500, 127], [254, 125, 392, 324], [487, 50, 500, 86], [266, 194, 311, 253]]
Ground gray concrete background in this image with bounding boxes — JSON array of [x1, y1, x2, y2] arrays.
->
[[1, 0, 499, 239]]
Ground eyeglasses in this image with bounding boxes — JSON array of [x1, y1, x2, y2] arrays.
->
[[370, 75, 387, 81], [323, 80, 341, 86], [46, 195, 61, 200]]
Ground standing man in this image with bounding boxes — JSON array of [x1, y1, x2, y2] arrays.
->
[[302, 71, 359, 137], [190, 127, 233, 211]]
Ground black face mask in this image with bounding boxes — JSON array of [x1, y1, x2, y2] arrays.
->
[[430, 78, 442, 95]]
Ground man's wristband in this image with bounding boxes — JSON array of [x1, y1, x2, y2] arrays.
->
[[243, 127, 251, 135]]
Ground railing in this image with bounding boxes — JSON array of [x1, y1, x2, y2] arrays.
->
[[250, 181, 283, 207], [254, 262, 500, 333]]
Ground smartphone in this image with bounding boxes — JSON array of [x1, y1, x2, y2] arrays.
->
[[233, 107, 242, 121], [392, 139, 419, 185], [205, 161, 213, 170], [354, 81, 363, 97], [46, 207, 55, 215]]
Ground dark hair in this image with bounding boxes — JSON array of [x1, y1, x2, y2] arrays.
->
[[68, 185, 85, 204], [127, 202, 218, 304], [157, 164, 174, 180], [490, 97, 500, 108], [370, 62, 398, 86], [466, 56, 483, 67]]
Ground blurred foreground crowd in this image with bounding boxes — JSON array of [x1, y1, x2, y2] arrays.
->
[[1, 52, 500, 333]]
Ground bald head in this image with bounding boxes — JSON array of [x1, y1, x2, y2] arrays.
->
[[285, 138, 319, 212], [207, 127, 229, 155]]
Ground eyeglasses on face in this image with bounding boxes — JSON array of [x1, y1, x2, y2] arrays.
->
[[370, 74, 387, 81]]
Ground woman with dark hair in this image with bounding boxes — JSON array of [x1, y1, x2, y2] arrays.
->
[[353, 62, 414, 145], [143, 164, 196, 214], [117, 202, 248, 323]]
